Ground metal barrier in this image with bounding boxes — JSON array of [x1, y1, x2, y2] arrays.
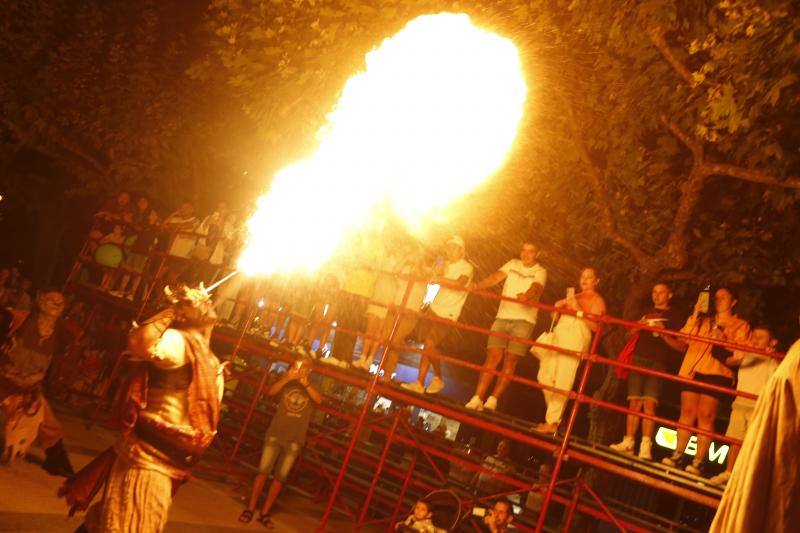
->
[[60, 236, 784, 532]]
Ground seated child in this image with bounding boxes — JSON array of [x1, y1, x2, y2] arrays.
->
[[395, 500, 443, 533]]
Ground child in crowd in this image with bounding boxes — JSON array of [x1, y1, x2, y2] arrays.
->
[[709, 325, 779, 486], [395, 500, 441, 533]]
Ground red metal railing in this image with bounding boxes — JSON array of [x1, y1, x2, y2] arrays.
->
[[61, 238, 785, 532]]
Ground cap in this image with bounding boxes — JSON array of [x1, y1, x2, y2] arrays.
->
[[446, 235, 465, 250]]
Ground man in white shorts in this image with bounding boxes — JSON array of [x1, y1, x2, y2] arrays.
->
[[709, 325, 779, 486], [465, 243, 546, 411]]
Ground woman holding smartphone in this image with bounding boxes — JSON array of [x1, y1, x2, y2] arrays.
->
[[534, 267, 606, 433], [662, 287, 749, 475]]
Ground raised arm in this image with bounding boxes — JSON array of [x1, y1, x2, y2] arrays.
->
[[471, 270, 508, 291]]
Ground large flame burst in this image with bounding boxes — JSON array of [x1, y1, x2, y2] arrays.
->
[[238, 13, 527, 275]]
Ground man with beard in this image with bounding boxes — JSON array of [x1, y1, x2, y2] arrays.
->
[[62, 284, 225, 532]]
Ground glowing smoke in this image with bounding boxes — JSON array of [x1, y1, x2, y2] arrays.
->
[[238, 13, 527, 275]]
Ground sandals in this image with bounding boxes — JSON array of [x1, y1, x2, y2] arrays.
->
[[257, 514, 275, 529], [238, 509, 254, 523]]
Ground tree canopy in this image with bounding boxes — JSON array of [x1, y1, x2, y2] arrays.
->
[[198, 0, 799, 317]]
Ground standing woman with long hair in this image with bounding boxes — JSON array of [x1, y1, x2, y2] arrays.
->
[[663, 287, 749, 475], [535, 267, 606, 433]]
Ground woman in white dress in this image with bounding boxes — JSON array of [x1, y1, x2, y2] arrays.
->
[[535, 267, 606, 433]]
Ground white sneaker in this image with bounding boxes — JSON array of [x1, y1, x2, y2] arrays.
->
[[661, 453, 681, 467], [401, 381, 425, 394], [309, 349, 319, 359], [465, 395, 484, 411], [638, 437, 653, 460], [685, 460, 703, 476], [295, 344, 309, 357], [609, 436, 635, 454], [425, 376, 445, 394], [268, 338, 280, 348], [709, 470, 730, 486], [483, 396, 498, 411]]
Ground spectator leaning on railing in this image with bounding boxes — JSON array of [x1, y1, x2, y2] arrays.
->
[[466, 242, 546, 412], [402, 235, 474, 395], [709, 324, 779, 486]]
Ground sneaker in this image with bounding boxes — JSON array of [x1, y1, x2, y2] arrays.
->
[[685, 460, 704, 476], [638, 437, 653, 460], [661, 452, 683, 468], [401, 381, 425, 394], [483, 396, 498, 411], [465, 395, 484, 411], [610, 436, 635, 454], [425, 376, 445, 394], [309, 349, 319, 359], [295, 344, 309, 357], [709, 470, 730, 486], [268, 338, 280, 348]]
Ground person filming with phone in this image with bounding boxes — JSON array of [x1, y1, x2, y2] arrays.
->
[[239, 359, 322, 528], [662, 287, 749, 477]]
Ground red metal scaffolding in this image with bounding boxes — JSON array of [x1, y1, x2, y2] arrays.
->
[[61, 232, 784, 532]]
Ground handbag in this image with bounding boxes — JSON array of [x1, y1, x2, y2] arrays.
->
[[530, 314, 557, 360]]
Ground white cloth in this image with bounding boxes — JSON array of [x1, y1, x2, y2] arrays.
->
[[429, 258, 473, 321], [393, 264, 428, 311], [710, 339, 800, 533], [732, 351, 780, 409], [536, 315, 592, 424], [163, 215, 197, 258], [496, 259, 547, 324], [88, 457, 173, 533]]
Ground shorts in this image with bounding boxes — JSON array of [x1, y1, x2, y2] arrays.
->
[[486, 318, 534, 356], [725, 404, 754, 441], [122, 252, 149, 274], [627, 356, 667, 402], [258, 436, 302, 482], [416, 309, 452, 347], [682, 373, 734, 402]]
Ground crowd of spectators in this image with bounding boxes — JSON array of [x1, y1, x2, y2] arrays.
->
[[78, 191, 245, 300], [66, 193, 787, 487]]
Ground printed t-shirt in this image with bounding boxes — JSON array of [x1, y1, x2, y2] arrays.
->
[[265, 383, 314, 444], [429, 258, 474, 321], [733, 352, 780, 409], [496, 259, 547, 324], [634, 306, 685, 368]]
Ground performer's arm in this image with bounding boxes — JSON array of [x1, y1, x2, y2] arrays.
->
[[128, 308, 186, 368]]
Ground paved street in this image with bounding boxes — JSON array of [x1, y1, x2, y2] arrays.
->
[[0, 410, 357, 532]]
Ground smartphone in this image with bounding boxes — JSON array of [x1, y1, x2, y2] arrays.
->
[[472, 507, 487, 517], [566, 287, 575, 300]]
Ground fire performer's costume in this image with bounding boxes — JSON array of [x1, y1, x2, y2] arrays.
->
[[61, 285, 224, 533], [710, 339, 800, 532]]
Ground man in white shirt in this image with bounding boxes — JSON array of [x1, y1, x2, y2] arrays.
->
[[465, 243, 546, 411], [709, 325, 779, 486], [401, 236, 473, 395]]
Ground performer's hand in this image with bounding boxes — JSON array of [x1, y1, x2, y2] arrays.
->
[[299, 375, 310, 387]]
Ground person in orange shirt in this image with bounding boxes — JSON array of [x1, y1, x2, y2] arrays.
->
[[662, 287, 749, 475]]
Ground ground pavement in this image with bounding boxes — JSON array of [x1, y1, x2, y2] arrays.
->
[[0, 410, 361, 532]]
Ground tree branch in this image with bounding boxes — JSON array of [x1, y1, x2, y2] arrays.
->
[[2, 115, 110, 181], [565, 101, 651, 267], [646, 26, 695, 86], [702, 162, 800, 190], [660, 115, 703, 159]]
